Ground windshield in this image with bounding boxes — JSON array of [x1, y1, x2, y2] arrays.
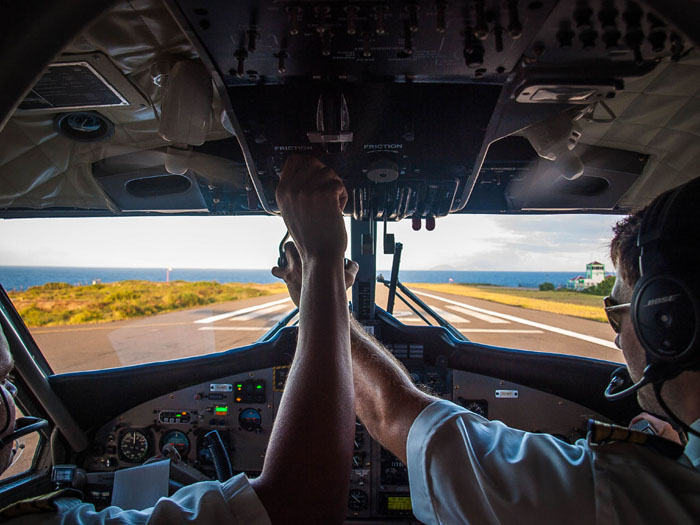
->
[[1, 213, 623, 374]]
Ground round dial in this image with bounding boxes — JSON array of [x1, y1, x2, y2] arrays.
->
[[238, 408, 262, 432], [348, 489, 368, 511], [353, 432, 364, 450], [352, 452, 365, 469], [118, 430, 150, 463], [161, 430, 190, 456]]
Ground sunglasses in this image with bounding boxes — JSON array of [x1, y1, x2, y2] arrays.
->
[[603, 296, 631, 334]]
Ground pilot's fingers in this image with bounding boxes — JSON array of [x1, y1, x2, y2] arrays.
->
[[630, 413, 682, 444], [312, 170, 347, 212], [344, 259, 359, 279], [279, 154, 325, 182], [277, 156, 344, 199]]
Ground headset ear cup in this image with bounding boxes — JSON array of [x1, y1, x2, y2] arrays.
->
[[632, 274, 700, 364]]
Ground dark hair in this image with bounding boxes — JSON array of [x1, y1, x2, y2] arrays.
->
[[610, 208, 644, 286], [611, 178, 700, 287]]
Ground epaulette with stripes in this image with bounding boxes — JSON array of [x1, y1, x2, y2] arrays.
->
[[588, 419, 685, 460]]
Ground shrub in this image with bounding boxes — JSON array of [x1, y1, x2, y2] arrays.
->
[[582, 275, 616, 296], [539, 282, 555, 291], [69, 310, 104, 324]]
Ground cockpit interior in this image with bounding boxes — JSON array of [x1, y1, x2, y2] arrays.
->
[[1, 0, 699, 522]]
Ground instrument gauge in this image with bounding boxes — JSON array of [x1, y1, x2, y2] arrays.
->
[[161, 430, 190, 456], [353, 432, 364, 450], [118, 430, 150, 464], [348, 489, 368, 511], [238, 408, 262, 432]]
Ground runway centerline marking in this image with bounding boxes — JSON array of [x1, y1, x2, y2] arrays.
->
[[194, 298, 292, 324], [446, 305, 509, 324], [414, 291, 618, 350], [458, 329, 543, 334], [198, 327, 267, 331], [432, 307, 469, 323], [230, 303, 290, 321]]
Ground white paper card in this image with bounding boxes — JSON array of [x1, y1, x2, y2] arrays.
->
[[111, 459, 170, 510]]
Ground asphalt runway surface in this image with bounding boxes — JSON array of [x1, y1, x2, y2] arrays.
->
[[29, 286, 623, 375]]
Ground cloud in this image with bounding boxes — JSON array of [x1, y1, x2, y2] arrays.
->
[[377, 214, 620, 272], [0, 213, 622, 272]]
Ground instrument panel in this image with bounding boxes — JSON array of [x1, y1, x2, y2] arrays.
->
[[82, 342, 606, 522]]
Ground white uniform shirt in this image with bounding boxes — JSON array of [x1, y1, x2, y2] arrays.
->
[[8, 473, 271, 524], [407, 400, 700, 525]]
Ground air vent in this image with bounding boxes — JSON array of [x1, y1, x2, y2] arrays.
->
[[56, 111, 114, 142], [554, 175, 609, 196], [125, 175, 192, 198]]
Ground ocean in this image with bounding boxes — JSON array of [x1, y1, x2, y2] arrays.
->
[[0, 266, 584, 292]]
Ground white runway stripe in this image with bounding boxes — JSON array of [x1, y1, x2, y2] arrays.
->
[[198, 327, 267, 331], [267, 311, 297, 324], [401, 316, 471, 324], [446, 304, 509, 324], [432, 308, 469, 323], [459, 329, 543, 334], [230, 303, 290, 321], [194, 298, 292, 324], [414, 291, 618, 350]]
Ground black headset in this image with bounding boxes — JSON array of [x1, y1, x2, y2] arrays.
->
[[632, 178, 700, 369], [606, 177, 700, 402]]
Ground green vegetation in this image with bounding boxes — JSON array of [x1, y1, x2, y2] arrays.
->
[[409, 283, 608, 322], [10, 280, 288, 327], [538, 282, 555, 291], [581, 275, 616, 296]]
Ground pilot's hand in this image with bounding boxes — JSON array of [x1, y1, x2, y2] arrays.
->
[[629, 412, 682, 444], [272, 241, 359, 306], [275, 155, 348, 263]]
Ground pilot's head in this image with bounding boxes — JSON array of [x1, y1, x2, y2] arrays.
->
[[610, 179, 700, 419], [0, 327, 17, 474]]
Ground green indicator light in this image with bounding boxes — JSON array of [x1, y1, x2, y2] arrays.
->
[[176, 414, 181, 418], [215, 406, 228, 414], [256, 385, 263, 390]]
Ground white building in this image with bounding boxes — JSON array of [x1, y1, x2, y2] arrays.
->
[[567, 262, 605, 290]]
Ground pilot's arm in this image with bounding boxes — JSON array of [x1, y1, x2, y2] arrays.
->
[[251, 154, 354, 524], [274, 247, 599, 525]]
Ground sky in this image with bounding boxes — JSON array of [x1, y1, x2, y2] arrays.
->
[[0, 213, 622, 272]]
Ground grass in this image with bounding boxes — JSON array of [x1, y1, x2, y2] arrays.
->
[[10, 280, 288, 327], [408, 283, 607, 323]]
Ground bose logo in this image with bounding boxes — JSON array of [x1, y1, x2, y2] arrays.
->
[[364, 144, 402, 150], [274, 146, 313, 151], [645, 294, 681, 307]]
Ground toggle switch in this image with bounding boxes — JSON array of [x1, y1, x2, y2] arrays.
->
[[234, 49, 247, 77], [474, 0, 489, 40], [374, 5, 388, 34], [507, 0, 522, 39], [436, 1, 447, 33], [406, 2, 419, 33], [286, 6, 301, 35], [247, 29, 258, 53], [345, 5, 359, 35], [274, 50, 288, 74]]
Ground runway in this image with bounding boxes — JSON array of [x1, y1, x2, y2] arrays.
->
[[30, 286, 621, 375]]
